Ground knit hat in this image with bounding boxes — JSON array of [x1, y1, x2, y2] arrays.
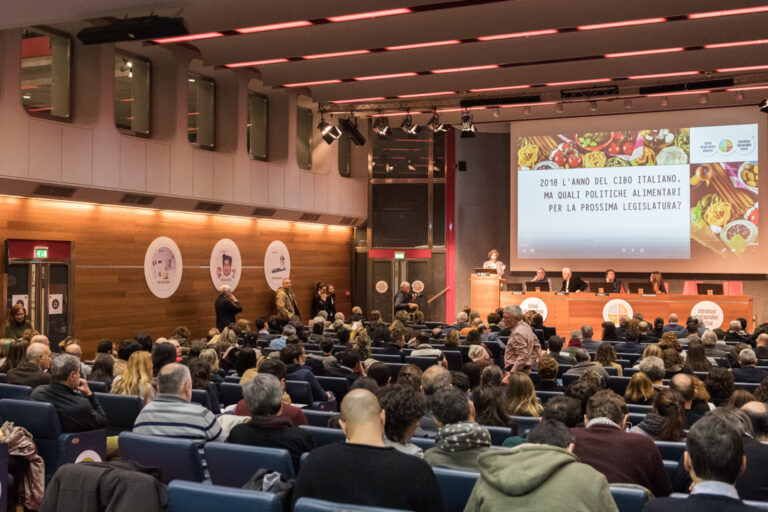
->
[[469, 345, 489, 362]]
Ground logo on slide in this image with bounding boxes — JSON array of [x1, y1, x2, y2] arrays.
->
[[602, 299, 633, 325], [691, 301, 724, 329], [75, 450, 102, 463], [520, 297, 548, 321], [717, 138, 735, 155]]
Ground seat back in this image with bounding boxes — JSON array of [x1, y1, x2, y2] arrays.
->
[[443, 351, 463, 370], [316, 376, 350, 403], [432, 467, 479, 512], [509, 415, 540, 436], [627, 413, 646, 428], [485, 425, 514, 445], [655, 440, 685, 462], [190, 389, 212, 410], [0, 442, 8, 512], [286, 380, 313, 405], [735, 382, 760, 392], [609, 484, 652, 512], [0, 399, 62, 470], [205, 442, 294, 487], [303, 409, 337, 428], [118, 432, 205, 483], [94, 392, 144, 436], [626, 404, 652, 414], [385, 363, 406, 380], [224, 375, 242, 383], [299, 425, 346, 446], [608, 376, 631, 396], [561, 373, 579, 387], [86, 381, 110, 393], [723, 280, 744, 296], [682, 280, 703, 295], [219, 383, 243, 406], [410, 436, 435, 451], [371, 354, 403, 364], [404, 356, 439, 370], [167, 480, 282, 512], [294, 498, 409, 512], [0, 383, 32, 400]]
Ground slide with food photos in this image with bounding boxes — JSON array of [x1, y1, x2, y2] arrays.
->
[[516, 124, 758, 259]]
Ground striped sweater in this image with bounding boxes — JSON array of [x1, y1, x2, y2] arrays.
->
[[133, 394, 224, 445]]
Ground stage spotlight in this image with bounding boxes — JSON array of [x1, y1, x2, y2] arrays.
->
[[460, 112, 476, 138], [699, 93, 709, 105], [555, 103, 564, 114], [760, 98, 768, 113], [373, 116, 391, 136], [401, 114, 420, 135], [660, 96, 670, 107], [339, 117, 367, 145], [623, 98, 632, 109], [318, 118, 342, 145], [427, 112, 447, 133], [589, 101, 598, 112], [522, 106, 531, 116]]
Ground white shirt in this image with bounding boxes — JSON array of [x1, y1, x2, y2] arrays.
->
[[691, 481, 740, 500]]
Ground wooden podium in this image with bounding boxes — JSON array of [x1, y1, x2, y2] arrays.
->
[[470, 272, 500, 320]]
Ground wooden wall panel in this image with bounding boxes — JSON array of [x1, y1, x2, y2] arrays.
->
[[0, 196, 353, 355]]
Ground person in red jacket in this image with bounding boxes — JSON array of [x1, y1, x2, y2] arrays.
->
[[570, 389, 671, 497]]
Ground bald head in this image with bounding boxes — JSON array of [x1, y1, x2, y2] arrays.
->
[[339, 389, 384, 442], [158, 363, 192, 400], [757, 333, 768, 348], [65, 343, 82, 359], [27, 342, 51, 370], [30, 334, 49, 347], [670, 373, 694, 403], [742, 401, 768, 440], [422, 365, 452, 395]]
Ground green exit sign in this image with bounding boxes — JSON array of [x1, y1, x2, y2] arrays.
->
[[394, 251, 405, 260], [34, 247, 48, 259]]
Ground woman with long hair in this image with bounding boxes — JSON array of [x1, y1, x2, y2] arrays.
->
[[4, 304, 31, 340], [600, 321, 621, 341], [311, 282, 329, 318], [504, 372, 542, 417], [595, 343, 623, 376], [649, 271, 667, 294], [630, 388, 685, 441], [633, 344, 663, 369], [90, 353, 115, 388], [152, 342, 177, 377], [624, 372, 656, 405], [0, 339, 29, 373], [111, 351, 156, 405], [472, 385, 518, 430]]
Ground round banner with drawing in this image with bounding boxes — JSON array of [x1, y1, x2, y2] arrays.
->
[[520, 297, 548, 321], [144, 237, 183, 299], [602, 299, 633, 325], [375, 281, 389, 294], [691, 301, 724, 329], [264, 240, 291, 291], [210, 239, 242, 291], [412, 280, 425, 294]]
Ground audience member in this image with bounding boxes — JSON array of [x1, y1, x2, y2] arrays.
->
[[377, 384, 427, 457], [425, 387, 491, 471], [541, 395, 582, 428], [570, 390, 670, 496], [186, 358, 221, 414], [651, 413, 754, 511], [595, 343, 623, 376], [292, 389, 444, 512], [234, 359, 308, 426], [754, 333, 768, 359], [579, 325, 601, 352], [0, 339, 29, 373], [670, 373, 707, 427], [96, 338, 116, 359], [89, 353, 115, 388], [114, 339, 142, 377], [662, 314, 687, 337], [451, 371, 471, 393], [534, 357, 564, 392], [464, 421, 618, 511], [728, 390, 757, 409], [280, 344, 332, 402], [504, 372, 542, 417], [624, 372, 656, 405], [133, 364, 224, 465], [565, 349, 609, 383], [600, 321, 622, 342], [481, 365, 504, 389], [734, 349, 767, 383], [417, 365, 453, 438], [472, 385, 517, 430], [546, 336, 575, 365], [639, 355, 666, 390], [31, 354, 107, 433], [686, 340, 712, 372], [629, 388, 685, 441], [111, 351, 157, 405], [396, 364, 424, 392], [325, 348, 365, 385], [7, 342, 51, 388], [366, 361, 392, 387], [152, 342, 177, 377], [702, 330, 729, 360], [228, 373, 315, 472], [502, 305, 542, 375], [614, 321, 644, 354], [705, 367, 736, 407], [566, 379, 600, 420]]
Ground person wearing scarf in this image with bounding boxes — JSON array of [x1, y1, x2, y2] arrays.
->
[[424, 387, 491, 471]]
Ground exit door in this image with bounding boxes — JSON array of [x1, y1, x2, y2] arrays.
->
[[5, 240, 74, 347], [369, 258, 439, 322]]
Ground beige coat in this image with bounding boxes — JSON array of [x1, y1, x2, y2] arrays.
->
[[275, 286, 298, 320]]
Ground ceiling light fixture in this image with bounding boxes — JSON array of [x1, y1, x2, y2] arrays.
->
[[284, 79, 343, 88], [689, 5, 768, 19], [398, 91, 455, 98], [660, 96, 670, 106], [427, 112, 447, 133], [555, 103, 564, 114], [373, 116, 392, 136], [303, 49, 371, 59], [460, 111, 476, 138], [225, 58, 290, 67], [627, 71, 700, 80], [624, 98, 632, 109], [153, 32, 224, 44], [604, 47, 684, 58], [577, 17, 666, 30], [431, 64, 499, 74], [385, 40, 460, 51], [236, 21, 313, 34], [477, 29, 559, 41], [589, 101, 598, 112], [400, 113, 420, 135], [522, 106, 531, 116], [699, 93, 709, 104], [327, 8, 412, 23], [339, 117, 367, 145], [318, 115, 342, 145], [354, 72, 418, 81]]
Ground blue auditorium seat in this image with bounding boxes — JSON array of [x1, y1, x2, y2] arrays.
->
[[404, 356, 439, 370], [86, 381, 109, 393], [219, 382, 243, 406], [655, 440, 686, 461], [385, 363, 406, 380], [190, 389, 212, 410], [561, 373, 579, 387], [509, 415, 540, 436], [371, 354, 403, 364], [410, 436, 435, 451], [0, 383, 32, 400], [627, 413, 646, 427], [485, 425, 515, 446], [608, 376, 631, 395], [0, 399, 106, 477], [286, 380, 313, 404], [205, 442, 294, 486], [626, 404, 652, 414], [118, 432, 204, 483], [535, 390, 563, 403], [224, 375, 242, 383], [167, 480, 282, 512], [0, 442, 8, 512], [316, 376, 350, 403], [432, 467, 479, 512], [669, 493, 768, 510], [443, 351, 463, 370], [294, 498, 409, 512], [610, 484, 652, 512], [299, 425, 346, 446], [303, 409, 337, 427], [93, 392, 143, 436]]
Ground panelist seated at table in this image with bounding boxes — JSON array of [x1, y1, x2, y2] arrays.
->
[[560, 267, 589, 293], [531, 267, 552, 290], [649, 271, 668, 294], [603, 269, 624, 294]]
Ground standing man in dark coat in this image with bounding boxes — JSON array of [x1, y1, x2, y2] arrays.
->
[[215, 285, 242, 331]]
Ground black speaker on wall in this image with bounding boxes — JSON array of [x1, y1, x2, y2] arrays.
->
[[457, 161, 467, 172]]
